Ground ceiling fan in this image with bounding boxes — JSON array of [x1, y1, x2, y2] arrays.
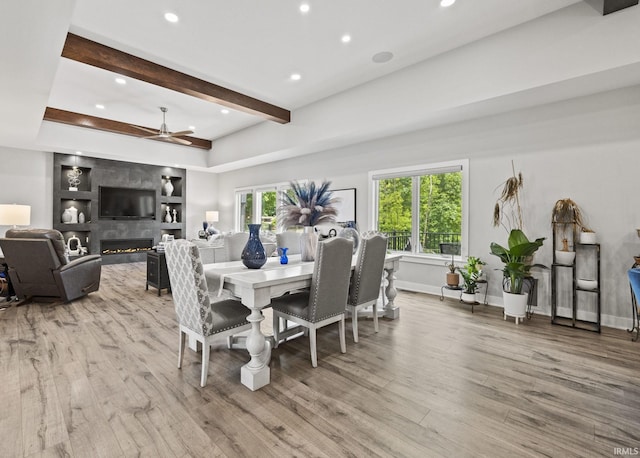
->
[[131, 107, 193, 145]]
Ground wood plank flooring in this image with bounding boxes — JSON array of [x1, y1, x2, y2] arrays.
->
[[1, 262, 639, 457]]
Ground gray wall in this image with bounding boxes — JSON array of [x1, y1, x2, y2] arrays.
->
[[215, 85, 640, 330]]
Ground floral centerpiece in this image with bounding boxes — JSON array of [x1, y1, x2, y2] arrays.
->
[[279, 180, 340, 261], [279, 180, 339, 227]]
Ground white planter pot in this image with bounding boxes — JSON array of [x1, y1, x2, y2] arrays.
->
[[579, 232, 597, 244], [503, 291, 528, 325], [555, 250, 575, 265], [461, 292, 476, 304]]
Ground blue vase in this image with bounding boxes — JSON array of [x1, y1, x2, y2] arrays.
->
[[279, 247, 289, 265], [241, 224, 267, 269]]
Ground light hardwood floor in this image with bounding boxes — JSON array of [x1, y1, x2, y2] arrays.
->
[[1, 262, 639, 457]]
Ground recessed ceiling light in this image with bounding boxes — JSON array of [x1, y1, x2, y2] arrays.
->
[[341, 34, 351, 44], [220, 109, 230, 115], [440, 0, 456, 7], [372, 51, 394, 64], [75, 151, 83, 155], [299, 4, 310, 13], [95, 104, 105, 109], [164, 12, 179, 23], [188, 125, 196, 130], [290, 73, 301, 81], [115, 77, 126, 85]]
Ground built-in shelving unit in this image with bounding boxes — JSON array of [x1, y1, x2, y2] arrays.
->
[[53, 153, 186, 264]]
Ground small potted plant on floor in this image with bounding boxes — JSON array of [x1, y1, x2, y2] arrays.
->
[[458, 256, 486, 303]]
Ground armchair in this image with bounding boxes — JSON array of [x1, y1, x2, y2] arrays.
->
[[0, 228, 101, 302]]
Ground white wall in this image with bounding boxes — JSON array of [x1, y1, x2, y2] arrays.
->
[[216, 84, 640, 329], [185, 169, 219, 239], [0, 147, 52, 234]]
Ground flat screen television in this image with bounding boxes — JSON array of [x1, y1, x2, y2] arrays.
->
[[99, 186, 156, 220]]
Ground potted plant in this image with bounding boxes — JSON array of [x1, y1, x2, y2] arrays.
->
[[551, 198, 584, 265], [458, 256, 486, 303], [444, 254, 459, 287], [490, 229, 546, 324], [278, 180, 339, 261]]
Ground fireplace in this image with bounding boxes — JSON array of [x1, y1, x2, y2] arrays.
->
[[100, 238, 154, 255]]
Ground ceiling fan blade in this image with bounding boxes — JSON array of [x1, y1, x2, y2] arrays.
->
[[141, 134, 162, 139], [130, 125, 159, 135], [170, 130, 194, 136], [166, 136, 192, 146]]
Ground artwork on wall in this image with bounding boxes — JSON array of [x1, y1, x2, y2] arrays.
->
[[332, 188, 356, 223]]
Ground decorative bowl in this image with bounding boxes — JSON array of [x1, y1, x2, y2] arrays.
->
[[577, 278, 598, 290], [555, 250, 576, 265]]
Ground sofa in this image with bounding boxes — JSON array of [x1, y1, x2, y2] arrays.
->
[[191, 231, 277, 264]]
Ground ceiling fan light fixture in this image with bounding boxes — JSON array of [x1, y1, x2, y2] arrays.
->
[[131, 107, 193, 146]]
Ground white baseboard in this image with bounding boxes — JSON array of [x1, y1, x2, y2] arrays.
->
[[395, 281, 634, 331]]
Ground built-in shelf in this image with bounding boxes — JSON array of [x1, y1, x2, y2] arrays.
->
[[53, 153, 187, 264]]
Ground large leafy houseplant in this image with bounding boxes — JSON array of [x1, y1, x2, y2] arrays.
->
[[490, 229, 546, 294]]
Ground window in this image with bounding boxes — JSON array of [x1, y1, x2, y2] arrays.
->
[[370, 160, 468, 257], [235, 183, 292, 231]]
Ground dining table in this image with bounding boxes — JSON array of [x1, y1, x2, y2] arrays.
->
[[203, 252, 402, 391]]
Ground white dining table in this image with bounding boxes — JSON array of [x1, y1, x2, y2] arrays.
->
[[203, 252, 402, 391]]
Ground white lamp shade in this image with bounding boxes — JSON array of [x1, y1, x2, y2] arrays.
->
[[205, 211, 219, 223], [0, 204, 31, 226]]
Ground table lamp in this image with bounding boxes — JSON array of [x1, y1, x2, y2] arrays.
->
[[0, 204, 31, 229], [205, 210, 219, 235]]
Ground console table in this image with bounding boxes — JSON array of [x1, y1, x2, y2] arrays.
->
[[146, 251, 171, 296]]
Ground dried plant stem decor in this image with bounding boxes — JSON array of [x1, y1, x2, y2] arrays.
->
[[279, 180, 340, 261], [493, 161, 524, 233]]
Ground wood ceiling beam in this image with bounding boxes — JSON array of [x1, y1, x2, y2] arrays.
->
[[44, 107, 213, 150], [61, 33, 290, 124]]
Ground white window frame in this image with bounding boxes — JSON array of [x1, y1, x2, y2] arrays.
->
[[368, 159, 469, 259], [234, 181, 295, 232]]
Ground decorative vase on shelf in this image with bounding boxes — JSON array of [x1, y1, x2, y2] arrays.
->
[[68, 206, 78, 224], [300, 226, 318, 262], [279, 247, 289, 265], [165, 207, 172, 223], [62, 208, 72, 223], [164, 178, 174, 197], [241, 224, 267, 269], [78, 212, 85, 224]]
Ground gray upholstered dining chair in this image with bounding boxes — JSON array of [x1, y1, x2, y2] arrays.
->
[[346, 234, 388, 342], [271, 237, 353, 367], [164, 239, 251, 387], [276, 231, 302, 255]]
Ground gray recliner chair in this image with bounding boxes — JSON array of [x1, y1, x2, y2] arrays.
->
[[0, 228, 102, 302]]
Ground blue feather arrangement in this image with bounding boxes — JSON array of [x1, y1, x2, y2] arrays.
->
[[279, 180, 339, 227]]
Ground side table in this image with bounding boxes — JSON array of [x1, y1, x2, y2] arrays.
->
[[146, 251, 171, 296]]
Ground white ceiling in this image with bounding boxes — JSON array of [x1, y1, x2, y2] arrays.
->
[[5, 0, 640, 172]]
